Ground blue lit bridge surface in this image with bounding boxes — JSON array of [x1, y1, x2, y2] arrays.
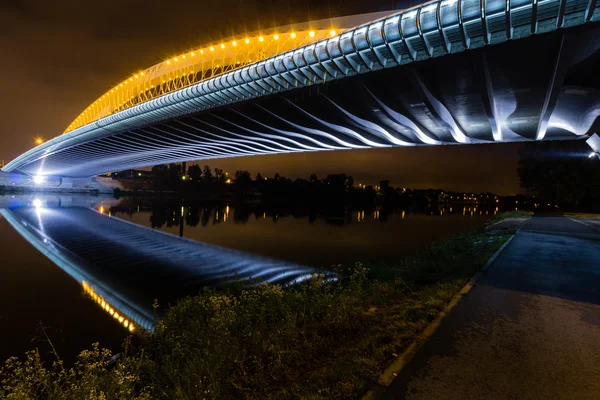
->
[[0, 195, 317, 331], [2, 0, 600, 178]]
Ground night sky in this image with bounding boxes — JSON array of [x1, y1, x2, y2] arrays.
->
[[1, 0, 525, 194]]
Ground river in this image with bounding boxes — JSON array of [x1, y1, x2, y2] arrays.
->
[[0, 194, 494, 363]]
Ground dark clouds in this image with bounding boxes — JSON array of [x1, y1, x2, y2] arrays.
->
[[0, 0, 524, 194]]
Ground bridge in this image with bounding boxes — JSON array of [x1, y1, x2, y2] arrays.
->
[[2, 0, 599, 183]]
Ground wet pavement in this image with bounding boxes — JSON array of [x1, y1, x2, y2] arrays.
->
[[384, 216, 600, 400]]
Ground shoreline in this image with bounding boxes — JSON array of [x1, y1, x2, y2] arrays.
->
[[1, 212, 527, 399]]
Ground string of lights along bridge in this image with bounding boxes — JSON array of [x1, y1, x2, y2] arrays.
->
[[2, 0, 599, 178]]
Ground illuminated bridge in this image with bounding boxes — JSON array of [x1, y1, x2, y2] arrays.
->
[[2, 0, 600, 180]]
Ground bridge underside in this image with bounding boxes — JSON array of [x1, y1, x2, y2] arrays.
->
[[10, 24, 600, 178]]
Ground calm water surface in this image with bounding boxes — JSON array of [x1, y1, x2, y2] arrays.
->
[[0, 194, 492, 362]]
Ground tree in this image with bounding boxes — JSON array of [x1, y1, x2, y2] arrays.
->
[[309, 173, 318, 184], [324, 174, 347, 192], [168, 163, 182, 183], [346, 175, 354, 191], [234, 170, 252, 187], [187, 164, 202, 182], [214, 168, 224, 182], [202, 165, 213, 182], [518, 141, 600, 210], [256, 173, 263, 182]]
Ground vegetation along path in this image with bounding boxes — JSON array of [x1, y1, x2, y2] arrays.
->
[[383, 216, 600, 400], [1, 213, 523, 399]]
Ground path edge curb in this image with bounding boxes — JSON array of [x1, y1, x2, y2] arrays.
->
[[361, 229, 519, 400]]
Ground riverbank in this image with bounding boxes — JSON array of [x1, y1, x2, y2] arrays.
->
[[0, 213, 523, 399], [381, 215, 600, 399]]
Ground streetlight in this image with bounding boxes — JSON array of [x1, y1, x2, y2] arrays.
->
[[35, 137, 44, 145]]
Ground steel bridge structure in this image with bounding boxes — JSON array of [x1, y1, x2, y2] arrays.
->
[[2, 0, 600, 179]]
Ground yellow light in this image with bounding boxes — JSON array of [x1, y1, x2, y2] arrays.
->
[[141, 72, 144, 75], [309, 31, 315, 37], [35, 138, 44, 145], [135, 75, 139, 79], [274, 34, 279, 40], [210, 46, 214, 51], [259, 36, 264, 42], [221, 43, 225, 49], [232, 41, 237, 46], [174, 57, 178, 61], [182, 55, 186, 58], [245, 38, 250, 43], [291, 32, 296, 38], [200, 49, 204, 53], [167, 60, 171, 64], [191, 52, 195, 56], [330, 29, 336, 36]]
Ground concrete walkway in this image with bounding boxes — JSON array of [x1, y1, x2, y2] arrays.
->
[[383, 216, 600, 400]]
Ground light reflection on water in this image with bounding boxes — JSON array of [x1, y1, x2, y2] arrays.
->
[[0, 194, 494, 361], [108, 198, 495, 267], [0, 195, 320, 335]]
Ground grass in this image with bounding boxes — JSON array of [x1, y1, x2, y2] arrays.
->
[[1, 227, 513, 400], [487, 210, 533, 225], [562, 213, 600, 219]]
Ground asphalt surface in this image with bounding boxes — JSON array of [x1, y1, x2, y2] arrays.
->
[[384, 216, 600, 400]]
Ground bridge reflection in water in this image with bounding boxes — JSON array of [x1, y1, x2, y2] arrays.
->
[[0, 195, 317, 332]]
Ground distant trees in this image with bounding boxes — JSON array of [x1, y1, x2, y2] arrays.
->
[[346, 176, 354, 190], [214, 168, 224, 182], [187, 165, 202, 181], [518, 141, 600, 210], [202, 165, 213, 182], [234, 170, 252, 187]]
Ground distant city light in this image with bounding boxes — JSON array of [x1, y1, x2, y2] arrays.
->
[[309, 31, 315, 37], [330, 29, 336, 36], [35, 137, 44, 145], [290, 32, 296, 38]]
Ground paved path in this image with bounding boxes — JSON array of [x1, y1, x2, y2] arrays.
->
[[383, 216, 600, 400]]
